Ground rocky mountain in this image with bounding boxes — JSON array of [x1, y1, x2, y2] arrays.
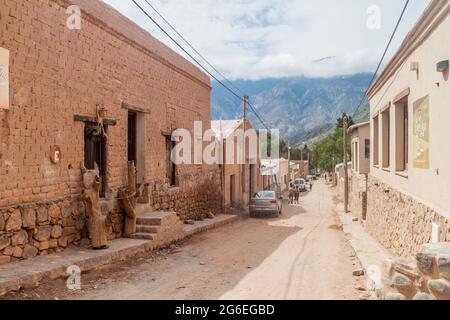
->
[[211, 74, 371, 146]]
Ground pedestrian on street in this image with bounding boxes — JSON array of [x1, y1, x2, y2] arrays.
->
[[310, 182, 313, 191], [288, 186, 294, 204], [294, 187, 300, 204]]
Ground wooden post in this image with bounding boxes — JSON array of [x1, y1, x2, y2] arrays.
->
[[118, 161, 144, 237], [343, 115, 349, 213], [81, 163, 109, 250]]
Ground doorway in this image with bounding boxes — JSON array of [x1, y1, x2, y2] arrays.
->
[[128, 111, 137, 164], [84, 123, 107, 198], [230, 175, 236, 207]]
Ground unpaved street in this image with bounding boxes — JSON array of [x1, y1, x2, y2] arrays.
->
[[7, 181, 367, 300]]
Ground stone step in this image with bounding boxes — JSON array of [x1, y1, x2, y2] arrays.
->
[[136, 225, 160, 234], [129, 233, 157, 241], [136, 211, 178, 226]]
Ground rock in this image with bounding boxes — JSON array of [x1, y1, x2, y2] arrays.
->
[[413, 292, 436, 300], [6, 209, 22, 232], [34, 225, 52, 242], [359, 293, 372, 300], [353, 269, 365, 276], [80, 238, 90, 247], [392, 272, 412, 290], [12, 230, 28, 246], [22, 208, 36, 229], [58, 237, 68, 248], [38, 241, 50, 250], [36, 207, 49, 224], [207, 212, 215, 219], [416, 252, 435, 275], [385, 292, 406, 300], [184, 220, 195, 225], [0, 235, 11, 250], [49, 239, 58, 249], [169, 244, 177, 250], [0, 214, 5, 231], [0, 256, 11, 265], [428, 279, 450, 300], [3, 246, 14, 256], [417, 243, 450, 275], [48, 204, 61, 221], [51, 225, 63, 239], [62, 226, 77, 236], [352, 217, 359, 222], [12, 246, 23, 258], [355, 285, 367, 291], [437, 255, 450, 280], [22, 245, 38, 259]]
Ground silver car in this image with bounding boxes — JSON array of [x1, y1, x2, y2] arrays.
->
[[249, 191, 283, 217]]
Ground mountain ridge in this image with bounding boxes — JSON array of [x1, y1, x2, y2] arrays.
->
[[211, 73, 371, 145]]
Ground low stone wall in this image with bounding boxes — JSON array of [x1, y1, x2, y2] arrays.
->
[[349, 172, 367, 220], [382, 243, 450, 300], [0, 197, 123, 265], [367, 175, 450, 257], [0, 169, 222, 265], [151, 169, 222, 221]]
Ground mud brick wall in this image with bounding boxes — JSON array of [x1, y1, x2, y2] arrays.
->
[[0, 197, 123, 264], [0, 0, 221, 264], [367, 176, 450, 257], [151, 169, 222, 221], [0, 0, 214, 207]]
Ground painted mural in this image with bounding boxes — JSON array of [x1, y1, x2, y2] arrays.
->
[[0, 47, 9, 109], [413, 95, 430, 169]]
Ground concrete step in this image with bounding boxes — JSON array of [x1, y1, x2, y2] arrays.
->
[[129, 233, 157, 241], [136, 225, 160, 234]]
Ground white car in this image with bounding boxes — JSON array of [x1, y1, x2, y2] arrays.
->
[[294, 179, 307, 192]]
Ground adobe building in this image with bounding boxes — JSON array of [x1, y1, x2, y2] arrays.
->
[[367, 0, 450, 256], [0, 0, 221, 264], [211, 119, 262, 211], [347, 121, 370, 220]]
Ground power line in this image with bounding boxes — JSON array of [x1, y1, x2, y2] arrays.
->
[[132, 0, 273, 132], [142, 0, 246, 97], [352, 0, 410, 117]]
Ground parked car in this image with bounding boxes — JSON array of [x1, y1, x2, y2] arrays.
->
[[294, 179, 307, 192], [249, 191, 282, 217]]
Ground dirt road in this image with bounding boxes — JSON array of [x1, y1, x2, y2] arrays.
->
[[6, 181, 368, 300]]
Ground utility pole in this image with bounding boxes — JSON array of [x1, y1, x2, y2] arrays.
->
[[242, 96, 248, 205], [343, 114, 349, 213], [288, 141, 291, 193]]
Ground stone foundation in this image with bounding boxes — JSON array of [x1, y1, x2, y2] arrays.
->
[[367, 175, 450, 256], [151, 169, 222, 222], [349, 172, 368, 220], [0, 196, 123, 265], [382, 243, 450, 300]]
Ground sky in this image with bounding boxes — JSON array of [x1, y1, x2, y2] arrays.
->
[[102, 0, 431, 80]]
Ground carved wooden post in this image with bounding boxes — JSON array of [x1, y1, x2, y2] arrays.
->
[[119, 161, 144, 237], [82, 170, 109, 250]]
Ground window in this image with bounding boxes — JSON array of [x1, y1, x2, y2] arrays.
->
[[373, 116, 379, 166], [166, 136, 177, 187], [395, 99, 409, 172], [381, 108, 390, 168], [365, 139, 370, 159], [354, 141, 358, 172]]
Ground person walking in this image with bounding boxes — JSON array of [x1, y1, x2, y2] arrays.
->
[[288, 186, 294, 204], [294, 186, 300, 205]]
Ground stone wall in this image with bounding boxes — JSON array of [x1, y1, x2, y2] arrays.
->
[[367, 175, 450, 256], [0, 196, 123, 265], [349, 172, 367, 220], [382, 243, 450, 300], [151, 169, 222, 222]]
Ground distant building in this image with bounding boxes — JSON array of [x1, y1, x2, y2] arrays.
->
[[366, 0, 450, 256], [211, 119, 263, 211], [347, 121, 370, 220]]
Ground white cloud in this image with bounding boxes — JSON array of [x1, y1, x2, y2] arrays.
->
[[102, 0, 431, 80]]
